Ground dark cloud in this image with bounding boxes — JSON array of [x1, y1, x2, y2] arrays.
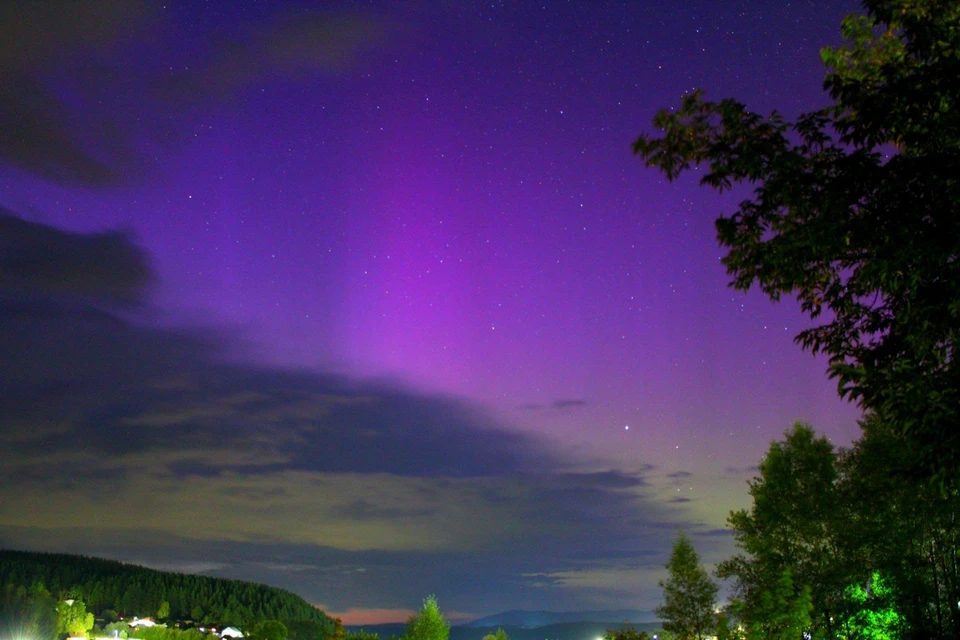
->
[[0, 214, 537, 480], [669, 497, 692, 504], [0, 1, 155, 185], [0, 74, 126, 186], [0, 209, 152, 303], [723, 465, 760, 476], [0, 300, 544, 482], [0, 3, 387, 187], [0, 1, 151, 68], [666, 470, 693, 479], [558, 470, 647, 490], [168, 10, 387, 100]]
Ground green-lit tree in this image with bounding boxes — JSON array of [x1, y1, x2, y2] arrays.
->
[[405, 596, 449, 640], [656, 531, 717, 640], [633, 0, 960, 483], [157, 599, 170, 621], [840, 414, 960, 638], [840, 572, 901, 640]]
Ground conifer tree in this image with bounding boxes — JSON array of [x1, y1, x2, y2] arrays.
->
[[406, 595, 449, 640], [656, 532, 717, 640]]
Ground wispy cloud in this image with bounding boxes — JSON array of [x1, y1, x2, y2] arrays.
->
[[552, 399, 588, 410]]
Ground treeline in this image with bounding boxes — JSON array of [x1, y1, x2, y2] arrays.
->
[[648, 419, 960, 639], [721, 419, 958, 638], [0, 549, 334, 633], [632, 0, 960, 636], [631, 0, 960, 635]]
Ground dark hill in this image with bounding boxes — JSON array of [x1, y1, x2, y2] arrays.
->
[[0, 548, 332, 633]]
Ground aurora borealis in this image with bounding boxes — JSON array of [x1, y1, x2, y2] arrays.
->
[[0, 0, 863, 624]]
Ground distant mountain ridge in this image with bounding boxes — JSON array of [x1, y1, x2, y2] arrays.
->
[[464, 609, 657, 628], [347, 620, 663, 640]]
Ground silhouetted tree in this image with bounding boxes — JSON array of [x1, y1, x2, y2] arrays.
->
[[633, 0, 960, 483], [656, 531, 717, 640]]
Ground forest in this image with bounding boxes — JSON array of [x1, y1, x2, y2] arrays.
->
[[0, 549, 334, 639]]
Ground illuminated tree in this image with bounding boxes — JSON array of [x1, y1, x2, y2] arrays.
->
[[406, 595, 449, 640], [841, 414, 960, 638], [57, 598, 94, 636], [840, 572, 900, 640], [656, 531, 717, 640]]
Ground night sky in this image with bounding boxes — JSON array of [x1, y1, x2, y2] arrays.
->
[[1, 0, 863, 625]]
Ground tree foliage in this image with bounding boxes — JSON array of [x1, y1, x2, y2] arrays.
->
[[716, 418, 960, 638], [840, 414, 960, 638], [842, 572, 900, 640], [57, 597, 94, 636], [136, 627, 205, 640], [741, 568, 812, 640], [656, 531, 717, 640], [405, 596, 449, 640], [634, 1, 960, 634], [633, 0, 960, 481], [717, 423, 846, 638], [251, 620, 290, 640]]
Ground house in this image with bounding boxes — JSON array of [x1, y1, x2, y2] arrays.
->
[[129, 617, 157, 628], [220, 627, 244, 638]]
